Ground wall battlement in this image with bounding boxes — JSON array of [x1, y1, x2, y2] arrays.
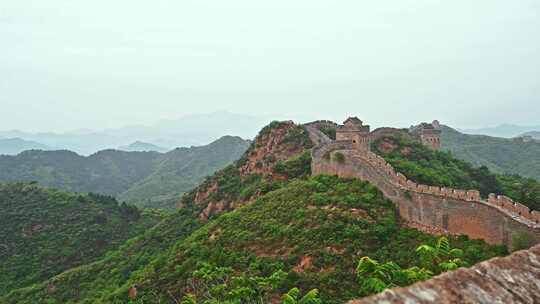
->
[[355, 150, 540, 225], [310, 122, 540, 246]]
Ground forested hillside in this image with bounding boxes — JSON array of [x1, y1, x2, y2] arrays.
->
[[118, 136, 251, 208], [441, 125, 540, 180], [0, 149, 161, 195], [0, 136, 250, 209], [0, 183, 162, 296], [1, 122, 506, 304]]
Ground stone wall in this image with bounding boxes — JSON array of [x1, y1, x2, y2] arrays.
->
[[348, 244, 540, 304], [312, 145, 540, 246]]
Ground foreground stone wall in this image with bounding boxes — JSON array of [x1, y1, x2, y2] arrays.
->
[[348, 244, 540, 304], [312, 146, 540, 246]]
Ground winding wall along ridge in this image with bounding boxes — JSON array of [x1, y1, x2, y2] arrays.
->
[[312, 141, 540, 246]]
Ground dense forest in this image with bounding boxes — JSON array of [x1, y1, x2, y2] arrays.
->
[[0, 183, 162, 295]]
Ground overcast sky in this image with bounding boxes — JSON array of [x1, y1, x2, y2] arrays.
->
[[2, 0, 539, 132]]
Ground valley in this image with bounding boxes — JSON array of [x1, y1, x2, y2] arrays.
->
[[1, 118, 538, 303]]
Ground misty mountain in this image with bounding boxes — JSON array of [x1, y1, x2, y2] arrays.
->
[[0, 112, 272, 155], [441, 125, 540, 180], [0, 136, 250, 209], [118, 141, 169, 153], [117, 136, 251, 208], [0, 138, 53, 155], [520, 131, 540, 140], [460, 124, 540, 138]]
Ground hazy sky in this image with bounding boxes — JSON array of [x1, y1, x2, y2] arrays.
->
[[2, 0, 539, 132]]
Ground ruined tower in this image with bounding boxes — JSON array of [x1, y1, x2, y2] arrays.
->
[[409, 120, 441, 150], [336, 117, 372, 151]]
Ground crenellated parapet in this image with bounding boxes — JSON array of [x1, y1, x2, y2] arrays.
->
[[488, 194, 540, 224], [310, 124, 540, 246], [353, 149, 539, 227]]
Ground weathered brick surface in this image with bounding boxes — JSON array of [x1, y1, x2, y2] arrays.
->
[[312, 148, 540, 246], [348, 244, 540, 304], [311, 118, 540, 246]]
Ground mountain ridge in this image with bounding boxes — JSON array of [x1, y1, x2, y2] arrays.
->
[[0, 137, 53, 155], [0, 136, 250, 209]]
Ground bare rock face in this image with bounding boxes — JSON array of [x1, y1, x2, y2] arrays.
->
[[181, 121, 313, 220], [199, 200, 226, 220], [239, 121, 310, 176], [349, 244, 540, 304], [193, 183, 218, 205]]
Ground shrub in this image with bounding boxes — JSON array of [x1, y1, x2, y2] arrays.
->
[[334, 152, 345, 164]]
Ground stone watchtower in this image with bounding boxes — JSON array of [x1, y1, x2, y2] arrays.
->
[[336, 117, 372, 151], [409, 120, 441, 150]]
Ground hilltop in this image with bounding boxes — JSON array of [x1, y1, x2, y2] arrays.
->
[[118, 141, 169, 153]]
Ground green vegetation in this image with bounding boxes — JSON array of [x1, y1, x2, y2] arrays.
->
[[1, 175, 505, 304], [281, 126, 314, 149], [333, 152, 345, 164], [123, 176, 504, 303], [282, 288, 322, 304], [0, 121, 517, 303], [357, 236, 464, 295], [273, 152, 312, 179], [3, 209, 199, 304], [118, 136, 251, 208], [373, 135, 540, 211], [0, 183, 162, 296], [441, 125, 540, 180], [0, 136, 250, 209], [318, 126, 337, 140], [511, 232, 535, 252]]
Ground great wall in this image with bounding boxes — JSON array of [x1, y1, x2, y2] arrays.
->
[[308, 118, 540, 246]]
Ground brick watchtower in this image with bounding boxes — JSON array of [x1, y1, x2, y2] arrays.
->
[[336, 117, 372, 151], [409, 120, 441, 150]]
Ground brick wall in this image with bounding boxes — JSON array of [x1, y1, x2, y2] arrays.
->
[[312, 145, 540, 246]]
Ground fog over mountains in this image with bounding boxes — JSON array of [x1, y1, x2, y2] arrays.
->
[[2, 111, 540, 156], [0, 112, 272, 155], [460, 124, 540, 138]]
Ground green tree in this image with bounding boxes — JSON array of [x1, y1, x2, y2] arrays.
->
[[356, 257, 432, 295], [416, 236, 465, 273], [356, 237, 467, 295], [282, 288, 322, 304]]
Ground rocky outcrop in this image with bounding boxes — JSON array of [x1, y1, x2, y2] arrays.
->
[[239, 121, 312, 176], [182, 121, 314, 220], [348, 244, 540, 304]]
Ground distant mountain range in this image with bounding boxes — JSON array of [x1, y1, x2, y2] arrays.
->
[[520, 131, 540, 140], [0, 111, 272, 155], [0, 138, 53, 155], [0, 136, 250, 209], [460, 124, 540, 138], [441, 126, 540, 180], [118, 141, 169, 153]]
